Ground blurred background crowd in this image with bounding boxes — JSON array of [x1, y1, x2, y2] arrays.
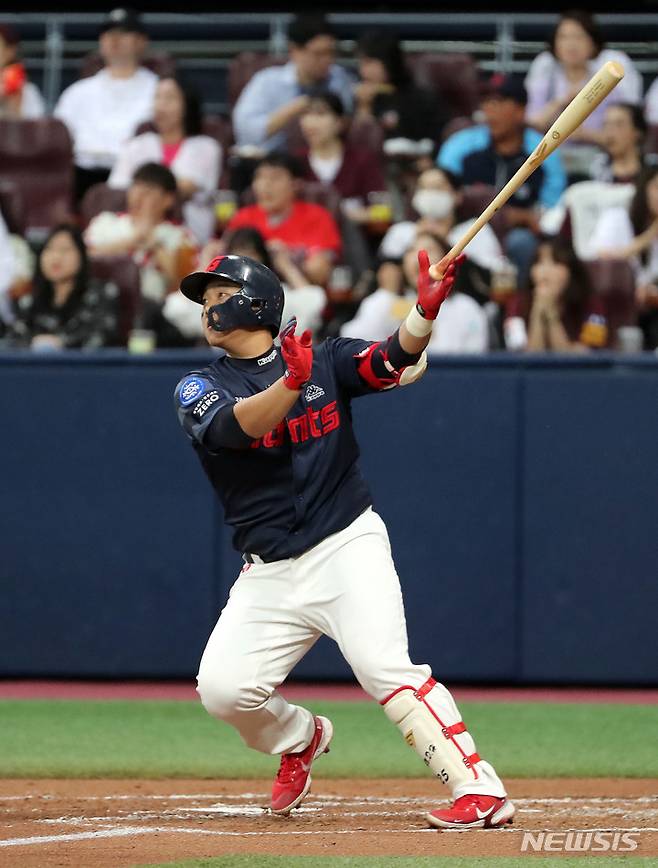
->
[[1, 8, 658, 354]]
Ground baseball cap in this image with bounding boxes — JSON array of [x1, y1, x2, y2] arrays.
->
[[99, 8, 146, 36], [483, 73, 527, 106]]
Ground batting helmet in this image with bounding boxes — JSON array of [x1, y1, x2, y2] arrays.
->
[[180, 255, 285, 336]]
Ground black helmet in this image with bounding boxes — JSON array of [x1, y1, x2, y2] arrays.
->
[[180, 254, 285, 336]]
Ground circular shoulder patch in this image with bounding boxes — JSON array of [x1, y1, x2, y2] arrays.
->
[[179, 376, 207, 406]]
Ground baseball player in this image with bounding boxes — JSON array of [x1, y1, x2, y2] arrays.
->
[[174, 252, 514, 829]]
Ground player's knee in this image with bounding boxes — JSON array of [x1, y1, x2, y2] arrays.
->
[[196, 670, 264, 719]]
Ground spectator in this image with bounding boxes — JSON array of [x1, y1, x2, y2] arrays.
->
[[0, 23, 45, 118], [591, 104, 648, 185], [227, 153, 341, 286], [54, 8, 157, 202], [505, 236, 607, 352], [233, 14, 353, 153], [109, 75, 221, 244], [85, 162, 197, 304], [525, 10, 641, 143], [354, 30, 447, 148], [379, 167, 502, 272], [591, 166, 658, 349], [342, 230, 488, 354], [438, 75, 566, 286], [297, 91, 386, 220], [6, 225, 119, 350]]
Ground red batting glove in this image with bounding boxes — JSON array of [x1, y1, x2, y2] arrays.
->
[[416, 250, 466, 320], [279, 317, 313, 391]]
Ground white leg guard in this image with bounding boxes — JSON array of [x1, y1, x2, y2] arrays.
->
[[382, 677, 506, 799]]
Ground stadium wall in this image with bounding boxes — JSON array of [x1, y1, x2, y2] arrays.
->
[[1, 352, 656, 684]]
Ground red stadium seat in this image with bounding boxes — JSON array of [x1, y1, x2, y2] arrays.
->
[[408, 53, 479, 120], [458, 184, 507, 242], [89, 255, 142, 345], [228, 52, 286, 108], [79, 52, 176, 80], [80, 184, 127, 229], [80, 183, 184, 228], [0, 119, 74, 235], [585, 259, 637, 342]]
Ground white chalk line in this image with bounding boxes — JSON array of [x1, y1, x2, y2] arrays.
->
[[2, 823, 658, 849]]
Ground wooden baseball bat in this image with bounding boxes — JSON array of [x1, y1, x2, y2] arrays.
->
[[429, 60, 625, 280]]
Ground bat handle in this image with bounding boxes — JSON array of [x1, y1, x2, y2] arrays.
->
[[428, 250, 463, 281]]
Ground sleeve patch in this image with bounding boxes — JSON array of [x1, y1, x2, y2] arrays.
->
[[191, 390, 222, 419], [179, 376, 208, 406]]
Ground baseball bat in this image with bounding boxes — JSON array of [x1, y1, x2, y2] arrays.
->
[[429, 60, 625, 280]]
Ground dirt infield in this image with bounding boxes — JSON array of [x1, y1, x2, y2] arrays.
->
[[1, 778, 656, 866]]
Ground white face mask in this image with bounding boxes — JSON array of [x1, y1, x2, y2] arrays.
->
[[412, 189, 455, 220]]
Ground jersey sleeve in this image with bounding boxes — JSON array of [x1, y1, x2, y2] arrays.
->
[[326, 335, 423, 397], [174, 371, 236, 446]]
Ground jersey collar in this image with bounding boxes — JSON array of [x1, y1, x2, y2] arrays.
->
[[225, 345, 280, 372]]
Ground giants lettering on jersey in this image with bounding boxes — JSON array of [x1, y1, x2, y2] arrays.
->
[[250, 400, 340, 449]]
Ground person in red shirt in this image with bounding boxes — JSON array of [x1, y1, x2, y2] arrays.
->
[[296, 91, 386, 220], [228, 153, 341, 286], [504, 236, 608, 351]]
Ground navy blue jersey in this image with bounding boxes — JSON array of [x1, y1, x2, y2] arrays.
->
[[175, 338, 387, 561]]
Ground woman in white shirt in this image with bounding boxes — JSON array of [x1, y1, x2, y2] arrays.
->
[[591, 166, 658, 348], [343, 230, 488, 354], [109, 75, 221, 244], [525, 11, 641, 144]]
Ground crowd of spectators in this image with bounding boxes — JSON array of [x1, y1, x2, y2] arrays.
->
[[1, 7, 658, 354]]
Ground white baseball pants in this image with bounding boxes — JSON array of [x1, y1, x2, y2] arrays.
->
[[196, 507, 505, 799]]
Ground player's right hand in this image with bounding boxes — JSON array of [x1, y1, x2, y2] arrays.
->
[[279, 317, 313, 391]]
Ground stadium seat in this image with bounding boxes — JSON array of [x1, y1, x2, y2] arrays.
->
[[228, 52, 286, 107], [458, 184, 507, 242], [585, 259, 637, 341], [80, 183, 184, 228], [79, 51, 176, 79], [0, 119, 74, 235], [408, 53, 479, 120], [80, 184, 127, 228], [89, 255, 142, 345]]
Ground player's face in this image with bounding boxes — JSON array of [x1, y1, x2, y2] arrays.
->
[[99, 29, 146, 67], [40, 231, 82, 284], [291, 35, 336, 83], [201, 282, 241, 348], [554, 19, 595, 67], [154, 78, 185, 132], [252, 166, 296, 215]]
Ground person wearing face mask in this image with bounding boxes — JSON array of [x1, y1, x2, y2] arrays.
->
[[342, 230, 488, 354], [379, 168, 502, 274]]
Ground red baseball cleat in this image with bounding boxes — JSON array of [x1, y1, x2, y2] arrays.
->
[[271, 715, 333, 815], [427, 794, 515, 829]]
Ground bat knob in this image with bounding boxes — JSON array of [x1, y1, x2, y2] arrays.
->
[[429, 255, 451, 281]]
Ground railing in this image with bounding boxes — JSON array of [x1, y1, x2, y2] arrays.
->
[[2, 13, 658, 114]]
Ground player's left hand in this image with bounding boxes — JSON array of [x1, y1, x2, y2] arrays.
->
[[279, 317, 313, 391], [417, 250, 466, 320]]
